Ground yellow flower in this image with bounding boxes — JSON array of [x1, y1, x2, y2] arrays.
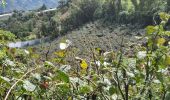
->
[[54, 50, 65, 57], [80, 60, 88, 70]]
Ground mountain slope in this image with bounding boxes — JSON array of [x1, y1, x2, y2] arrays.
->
[[33, 21, 145, 61], [0, 0, 59, 13]]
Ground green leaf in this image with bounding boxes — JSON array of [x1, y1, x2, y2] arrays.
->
[[54, 70, 70, 83], [0, 76, 10, 84], [156, 72, 164, 83], [165, 55, 170, 65], [44, 61, 55, 68], [153, 80, 161, 84], [31, 73, 41, 82], [126, 72, 135, 78], [165, 31, 170, 36], [165, 92, 170, 100], [0, 50, 6, 60], [43, 76, 52, 81], [23, 80, 36, 92], [109, 86, 116, 95], [79, 85, 91, 94], [146, 26, 155, 34], [157, 38, 166, 46], [123, 58, 136, 68], [159, 12, 170, 22]]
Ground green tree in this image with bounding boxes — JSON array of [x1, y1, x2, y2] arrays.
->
[[38, 4, 47, 11]]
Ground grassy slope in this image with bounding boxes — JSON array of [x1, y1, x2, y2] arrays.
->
[[32, 20, 146, 62]]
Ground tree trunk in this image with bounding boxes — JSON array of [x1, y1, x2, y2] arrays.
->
[[167, 0, 170, 12], [139, 0, 145, 11], [131, 0, 138, 11], [114, 0, 122, 22]]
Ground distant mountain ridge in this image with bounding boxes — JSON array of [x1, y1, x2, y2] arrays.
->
[[0, 0, 59, 13]]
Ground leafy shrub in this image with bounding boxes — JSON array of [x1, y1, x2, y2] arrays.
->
[[0, 30, 16, 44], [54, 0, 100, 33]]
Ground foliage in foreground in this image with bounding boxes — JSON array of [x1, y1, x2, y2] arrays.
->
[[0, 12, 170, 100]]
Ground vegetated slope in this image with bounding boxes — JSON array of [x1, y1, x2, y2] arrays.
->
[[33, 20, 145, 62], [0, 10, 57, 40], [0, 0, 58, 13]]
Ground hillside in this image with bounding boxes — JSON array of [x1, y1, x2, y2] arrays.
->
[[0, 0, 59, 13], [33, 21, 145, 62], [1, 0, 170, 99]]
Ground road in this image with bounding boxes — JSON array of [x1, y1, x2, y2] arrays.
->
[[8, 37, 51, 48], [0, 8, 57, 19]]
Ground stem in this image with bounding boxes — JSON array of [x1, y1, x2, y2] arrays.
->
[[123, 68, 128, 100], [115, 36, 126, 100], [162, 84, 166, 100], [4, 66, 41, 100], [16, 91, 24, 100], [140, 25, 160, 95], [100, 90, 109, 100], [1, 65, 5, 76], [116, 72, 125, 100], [90, 43, 99, 75], [125, 83, 129, 100]]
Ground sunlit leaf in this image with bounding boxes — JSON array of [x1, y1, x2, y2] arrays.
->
[[24, 49, 30, 55], [165, 56, 170, 65], [165, 31, 170, 36], [68, 96, 72, 100], [23, 80, 36, 92], [146, 26, 155, 34], [31, 54, 40, 59], [79, 85, 92, 94], [31, 73, 41, 82], [0, 50, 6, 60], [157, 38, 166, 46], [127, 72, 135, 78], [159, 12, 170, 22], [0, 76, 10, 83], [44, 61, 55, 67], [137, 51, 146, 59], [60, 65, 71, 73], [43, 76, 52, 81], [153, 80, 161, 84]]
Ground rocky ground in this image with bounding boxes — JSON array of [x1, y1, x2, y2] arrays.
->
[[32, 20, 146, 62]]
